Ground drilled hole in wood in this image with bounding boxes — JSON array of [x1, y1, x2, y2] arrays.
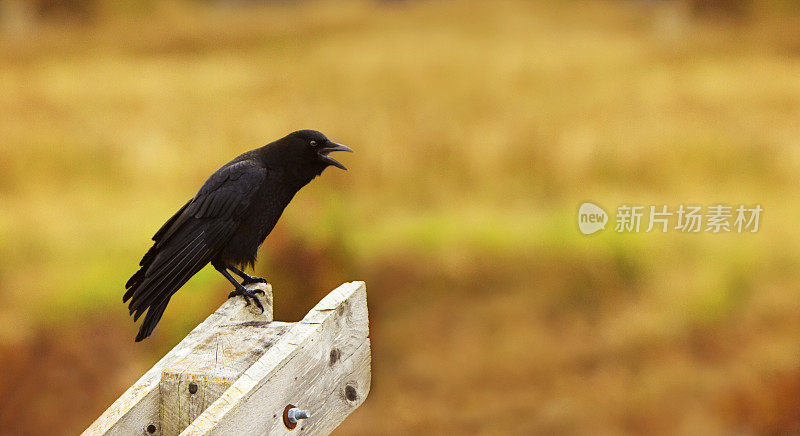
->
[[329, 348, 341, 365], [146, 424, 157, 434], [345, 384, 358, 402], [188, 382, 198, 394]]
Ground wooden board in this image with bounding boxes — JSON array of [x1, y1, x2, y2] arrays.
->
[[181, 281, 370, 435], [82, 283, 272, 436], [159, 321, 291, 434], [83, 281, 370, 436]]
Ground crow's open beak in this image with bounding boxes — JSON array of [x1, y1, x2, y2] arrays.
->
[[318, 142, 353, 170]]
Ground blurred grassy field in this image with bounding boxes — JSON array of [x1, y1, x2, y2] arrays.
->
[[1, 0, 800, 434]]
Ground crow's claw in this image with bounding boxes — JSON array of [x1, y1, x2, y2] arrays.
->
[[241, 276, 268, 286], [228, 288, 265, 313]]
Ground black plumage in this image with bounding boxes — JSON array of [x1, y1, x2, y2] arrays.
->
[[123, 130, 352, 341]]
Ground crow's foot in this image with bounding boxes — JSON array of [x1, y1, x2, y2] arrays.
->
[[240, 276, 267, 286], [228, 288, 265, 312]]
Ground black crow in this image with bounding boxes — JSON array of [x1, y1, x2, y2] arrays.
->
[[123, 130, 352, 341]]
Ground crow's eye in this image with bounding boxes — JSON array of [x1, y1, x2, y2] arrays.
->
[[310, 140, 318, 147]]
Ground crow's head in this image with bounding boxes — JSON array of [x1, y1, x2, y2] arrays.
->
[[281, 130, 353, 175]]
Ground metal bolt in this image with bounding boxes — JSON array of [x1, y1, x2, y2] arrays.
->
[[287, 408, 311, 423], [283, 404, 311, 430]]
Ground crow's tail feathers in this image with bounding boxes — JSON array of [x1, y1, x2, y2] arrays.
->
[[124, 219, 218, 342], [134, 296, 172, 342]]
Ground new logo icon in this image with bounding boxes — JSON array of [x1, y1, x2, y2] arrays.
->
[[578, 202, 608, 235]]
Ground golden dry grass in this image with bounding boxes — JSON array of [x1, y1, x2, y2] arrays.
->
[[1, 0, 800, 434]]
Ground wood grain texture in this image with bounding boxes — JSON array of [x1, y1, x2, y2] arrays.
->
[[160, 321, 291, 435], [181, 281, 370, 436], [84, 281, 370, 436], [82, 283, 271, 436]]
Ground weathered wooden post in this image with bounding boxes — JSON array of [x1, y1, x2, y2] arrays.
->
[[83, 281, 370, 436]]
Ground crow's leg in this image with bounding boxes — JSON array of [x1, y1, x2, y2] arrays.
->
[[213, 263, 264, 312], [227, 265, 267, 286]]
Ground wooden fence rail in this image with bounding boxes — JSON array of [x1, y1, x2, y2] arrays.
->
[[83, 281, 370, 436]]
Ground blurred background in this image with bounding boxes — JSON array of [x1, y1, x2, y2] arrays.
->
[[0, 0, 799, 434]]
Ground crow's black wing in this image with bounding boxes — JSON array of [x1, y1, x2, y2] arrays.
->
[[124, 159, 267, 341]]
